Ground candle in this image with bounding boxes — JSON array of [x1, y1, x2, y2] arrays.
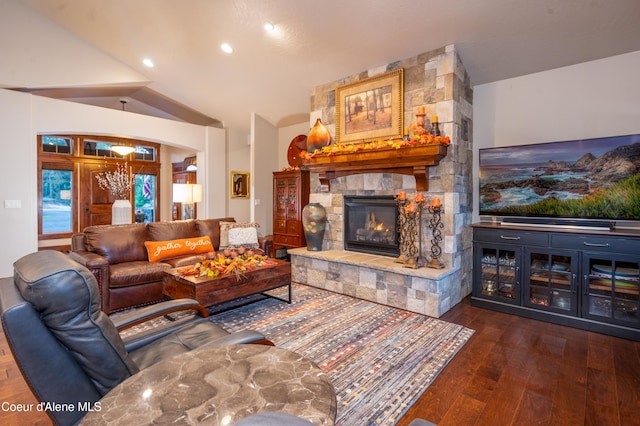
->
[[403, 128, 409, 135], [417, 106, 425, 115], [431, 197, 441, 208], [398, 191, 406, 201], [432, 115, 438, 123]]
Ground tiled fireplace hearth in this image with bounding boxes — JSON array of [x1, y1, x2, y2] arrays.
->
[[289, 174, 463, 317], [289, 45, 474, 318], [289, 247, 458, 317]]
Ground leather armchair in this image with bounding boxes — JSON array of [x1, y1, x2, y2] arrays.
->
[[0, 250, 266, 426]]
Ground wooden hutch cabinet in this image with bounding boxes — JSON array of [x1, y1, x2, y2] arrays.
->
[[273, 170, 310, 255]]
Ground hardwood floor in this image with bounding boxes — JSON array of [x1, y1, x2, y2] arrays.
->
[[1, 296, 639, 426], [398, 297, 640, 426], [0, 328, 51, 425]]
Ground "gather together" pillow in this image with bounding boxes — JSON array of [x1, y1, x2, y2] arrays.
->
[[144, 236, 213, 262]]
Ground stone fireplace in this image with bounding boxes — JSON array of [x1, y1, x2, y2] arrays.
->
[[343, 195, 399, 257], [289, 44, 474, 318]]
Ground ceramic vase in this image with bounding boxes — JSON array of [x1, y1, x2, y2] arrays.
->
[[112, 199, 132, 225], [307, 118, 331, 153], [302, 203, 327, 251]]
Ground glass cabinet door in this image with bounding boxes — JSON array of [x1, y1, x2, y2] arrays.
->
[[583, 254, 640, 328], [524, 249, 577, 315], [476, 244, 520, 304]]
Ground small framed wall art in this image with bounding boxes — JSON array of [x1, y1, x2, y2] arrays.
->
[[231, 171, 250, 198]]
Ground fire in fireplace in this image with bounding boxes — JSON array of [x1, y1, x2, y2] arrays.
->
[[344, 195, 399, 256]]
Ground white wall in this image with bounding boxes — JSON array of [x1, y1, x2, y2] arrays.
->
[[0, 0, 148, 88], [0, 89, 226, 276], [201, 129, 228, 219], [473, 50, 640, 223], [0, 89, 36, 276], [225, 119, 308, 233], [251, 113, 279, 236], [227, 127, 252, 222], [278, 121, 310, 171]]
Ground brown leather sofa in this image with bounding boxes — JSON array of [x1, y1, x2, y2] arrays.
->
[[69, 218, 272, 313]]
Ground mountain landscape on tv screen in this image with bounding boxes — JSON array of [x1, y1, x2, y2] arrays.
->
[[479, 135, 640, 220]]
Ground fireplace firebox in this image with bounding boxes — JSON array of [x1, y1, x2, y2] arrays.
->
[[344, 195, 399, 256]]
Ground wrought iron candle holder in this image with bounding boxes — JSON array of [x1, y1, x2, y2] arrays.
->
[[395, 193, 427, 269], [426, 200, 445, 269]]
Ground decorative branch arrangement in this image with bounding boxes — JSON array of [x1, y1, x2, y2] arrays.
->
[[95, 162, 133, 200]]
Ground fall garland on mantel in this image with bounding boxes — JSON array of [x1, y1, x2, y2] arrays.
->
[[302, 134, 450, 160]]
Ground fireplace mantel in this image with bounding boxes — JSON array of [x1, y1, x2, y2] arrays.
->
[[302, 143, 448, 191]]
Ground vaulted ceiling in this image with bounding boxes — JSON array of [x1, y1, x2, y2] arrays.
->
[[5, 0, 640, 133]]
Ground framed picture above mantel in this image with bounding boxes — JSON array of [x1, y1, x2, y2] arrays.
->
[[335, 68, 404, 144]]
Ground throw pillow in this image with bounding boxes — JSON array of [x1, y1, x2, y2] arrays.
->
[[219, 221, 260, 249], [144, 236, 213, 263], [228, 226, 259, 247]]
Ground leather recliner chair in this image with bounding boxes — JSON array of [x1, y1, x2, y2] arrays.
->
[[0, 250, 266, 426]]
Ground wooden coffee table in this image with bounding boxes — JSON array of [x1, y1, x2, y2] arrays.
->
[[162, 258, 291, 307]]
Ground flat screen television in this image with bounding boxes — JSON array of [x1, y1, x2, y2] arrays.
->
[[479, 134, 640, 227]]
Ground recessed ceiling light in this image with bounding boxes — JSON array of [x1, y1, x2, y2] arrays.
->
[[221, 43, 233, 54], [142, 58, 154, 68], [264, 22, 275, 32]]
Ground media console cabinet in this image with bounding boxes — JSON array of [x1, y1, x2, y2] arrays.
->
[[471, 223, 640, 341]]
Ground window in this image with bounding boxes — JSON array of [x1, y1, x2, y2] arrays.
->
[[83, 139, 120, 158], [134, 146, 157, 162], [41, 169, 72, 234], [42, 136, 72, 154], [134, 174, 156, 223], [83, 139, 157, 161]]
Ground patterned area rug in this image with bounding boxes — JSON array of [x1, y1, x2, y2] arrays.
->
[[210, 284, 474, 425]]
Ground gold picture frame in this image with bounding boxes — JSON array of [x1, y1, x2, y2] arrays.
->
[[230, 171, 250, 198], [336, 68, 404, 144]]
